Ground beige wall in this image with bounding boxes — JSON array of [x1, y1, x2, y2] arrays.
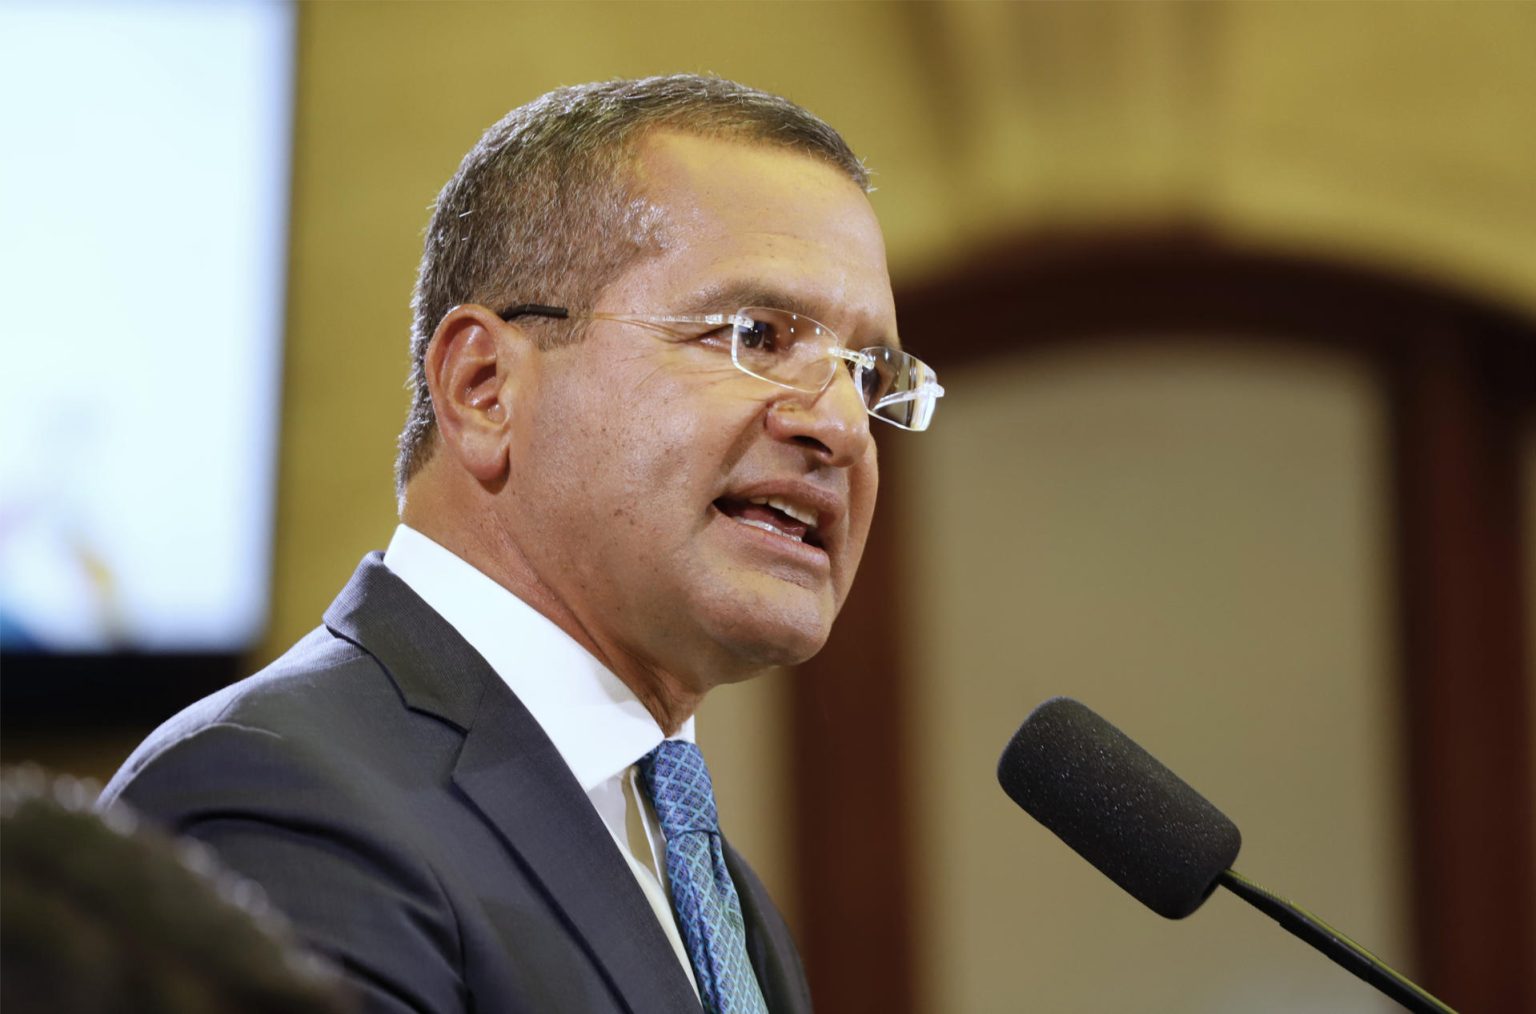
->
[[258, 2, 1534, 1007], [903, 342, 1403, 1011]]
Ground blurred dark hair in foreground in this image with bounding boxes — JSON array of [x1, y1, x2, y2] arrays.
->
[[1, 767, 353, 1014]]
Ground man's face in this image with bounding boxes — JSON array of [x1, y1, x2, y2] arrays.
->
[[500, 131, 895, 687]]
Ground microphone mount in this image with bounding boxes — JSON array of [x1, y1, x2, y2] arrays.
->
[[1218, 869, 1454, 1013]]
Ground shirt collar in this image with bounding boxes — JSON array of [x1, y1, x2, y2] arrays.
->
[[382, 524, 694, 790]]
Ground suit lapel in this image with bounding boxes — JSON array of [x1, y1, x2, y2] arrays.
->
[[726, 843, 814, 1014], [325, 555, 701, 1014], [453, 688, 702, 1014]]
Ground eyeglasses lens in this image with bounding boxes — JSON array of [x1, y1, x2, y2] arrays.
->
[[860, 346, 937, 430], [731, 307, 938, 431], [732, 308, 834, 391]]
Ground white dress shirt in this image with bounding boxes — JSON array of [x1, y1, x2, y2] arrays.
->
[[383, 524, 698, 993]]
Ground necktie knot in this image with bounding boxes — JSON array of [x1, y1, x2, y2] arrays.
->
[[639, 739, 720, 838]]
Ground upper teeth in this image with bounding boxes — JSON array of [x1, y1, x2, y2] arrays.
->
[[748, 496, 819, 528]]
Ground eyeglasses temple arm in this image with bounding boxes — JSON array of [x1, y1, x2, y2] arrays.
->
[[871, 381, 945, 411], [498, 303, 570, 322]]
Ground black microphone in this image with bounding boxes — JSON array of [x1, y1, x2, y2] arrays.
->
[[997, 697, 1456, 1014]]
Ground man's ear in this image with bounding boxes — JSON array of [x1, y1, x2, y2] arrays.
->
[[422, 304, 530, 484]]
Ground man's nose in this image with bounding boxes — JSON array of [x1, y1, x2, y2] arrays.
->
[[764, 366, 872, 468]]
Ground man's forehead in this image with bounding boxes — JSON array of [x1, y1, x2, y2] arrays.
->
[[629, 130, 876, 229], [611, 131, 898, 345]]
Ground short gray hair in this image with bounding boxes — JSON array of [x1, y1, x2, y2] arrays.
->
[[396, 74, 871, 496]]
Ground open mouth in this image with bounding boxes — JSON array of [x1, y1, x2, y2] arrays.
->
[[713, 495, 824, 549]]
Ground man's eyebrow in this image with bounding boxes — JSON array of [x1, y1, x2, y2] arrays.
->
[[682, 281, 902, 349], [683, 281, 816, 317]]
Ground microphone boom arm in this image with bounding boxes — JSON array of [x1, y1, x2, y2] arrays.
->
[[1217, 869, 1456, 1013]]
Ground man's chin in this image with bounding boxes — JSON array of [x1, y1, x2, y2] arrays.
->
[[700, 594, 835, 674]]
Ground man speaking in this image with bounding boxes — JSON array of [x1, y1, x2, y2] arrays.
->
[[103, 75, 943, 1014]]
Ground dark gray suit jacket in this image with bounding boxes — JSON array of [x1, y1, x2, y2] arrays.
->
[[102, 555, 813, 1014]]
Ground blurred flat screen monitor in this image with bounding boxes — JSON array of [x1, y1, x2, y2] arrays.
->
[[0, 2, 294, 655]]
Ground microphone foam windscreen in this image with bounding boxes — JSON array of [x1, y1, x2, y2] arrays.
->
[[997, 696, 1241, 919]]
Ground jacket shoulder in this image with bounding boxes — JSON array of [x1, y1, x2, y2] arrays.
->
[[102, 626, 375, 795]]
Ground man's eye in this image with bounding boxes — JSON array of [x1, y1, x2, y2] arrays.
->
[[851, 358, 889, 403], [859, 366, 881, 402], [736, 320, 780, 352]]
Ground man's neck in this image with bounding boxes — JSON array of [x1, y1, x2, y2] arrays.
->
[[399, 501, 708, 735]]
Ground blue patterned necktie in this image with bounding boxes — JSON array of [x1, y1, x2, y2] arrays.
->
[[638, 740, 769, 1014]]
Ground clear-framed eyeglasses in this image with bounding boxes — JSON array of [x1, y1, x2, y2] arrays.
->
[[498, 303, 945, 432]]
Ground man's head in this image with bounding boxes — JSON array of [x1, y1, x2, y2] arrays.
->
[[2, 769, 353, 1014], [400, 76, 904, 721], [398, 74, 871, 493]]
